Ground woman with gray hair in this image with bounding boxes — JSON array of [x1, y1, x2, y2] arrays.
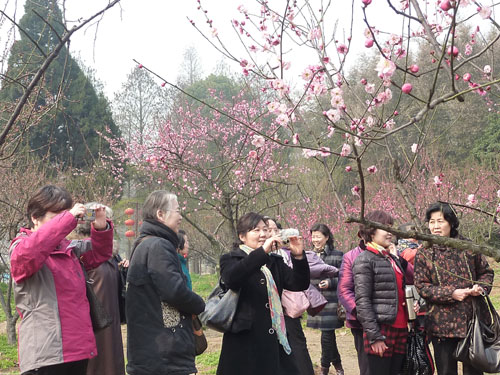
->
[[126, 191, 205, 375]]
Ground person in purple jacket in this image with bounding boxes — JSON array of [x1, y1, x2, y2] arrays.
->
[[338, 238, 370, 375], [9, 185, 113, 375]]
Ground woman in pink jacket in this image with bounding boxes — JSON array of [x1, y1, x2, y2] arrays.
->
[[9, 185, 113, 375]]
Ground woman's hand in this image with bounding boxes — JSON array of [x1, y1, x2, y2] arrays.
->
[[452, 288, 471, 301], [318, 279, 330, 289], [263, 235, 282, 254], [92, 206, 108, 231], [371, 340, 388, 357], [69, 203, 86, 219], [469, 284, 484, 296], [414, 300, 420, 313], [288, 236, 304, 259], [119, 259, 129, 268]]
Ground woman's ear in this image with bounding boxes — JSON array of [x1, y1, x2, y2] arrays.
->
[[156, 209, 164, 222], [238, 233, 246, 243]]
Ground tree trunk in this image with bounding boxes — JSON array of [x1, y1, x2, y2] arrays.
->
[[6, 316, 17, 345]]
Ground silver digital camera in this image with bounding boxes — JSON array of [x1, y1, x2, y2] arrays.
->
[[280, 228, 300, 244]]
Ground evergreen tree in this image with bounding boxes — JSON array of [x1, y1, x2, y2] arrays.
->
[[0, 0, 120, 169]]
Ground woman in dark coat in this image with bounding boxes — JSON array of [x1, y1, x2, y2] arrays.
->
[[217, 212, 310, 375], [415, 202, 494, 375], [126, 191, 205, 375], [307, 223, 344, 375], [353, 211, 413, 375]]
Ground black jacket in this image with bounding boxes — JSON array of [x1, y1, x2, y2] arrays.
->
[[353, 245, 409, 343], [217, 247, 310, 375], [126, 219, 205, 375]]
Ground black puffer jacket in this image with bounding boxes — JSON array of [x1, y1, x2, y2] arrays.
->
[[126, 219, 205, 375], [353, 244, 410, 343]]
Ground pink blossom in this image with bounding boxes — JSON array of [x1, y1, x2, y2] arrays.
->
[[367, 165, 378, 174], [325, 109, 341, 123], [463, 73, 471, 82], [345, 166, 352, 172], [479, 6, 492, 19], [402, 83, 413, 94], [440, 0, 452, 11], [302, 149, 318, 158], [484, 65, 492, 74], [467, 194, 477, 205], [319, 147, 331, 157], [375, 57, 396, 79], [301, 68, 314, 81], [497, 189, 500, 199], [388, 34, 402, 46], [365, 83, 375, 94], [308, 27, 322, 40], [340, 143, 352, 157], [237, 4, 247, 13], [267, 101, 281, 114], [276, 113, 289, 126], [251, 135, 265, 148], [433, 175, 443, 188], [465, 44, 473, 55], [240, 59, 248, 67], [362, 0, 372, 6], [327, 126, 335, 138], [383, 119, 395, 130], [351, 185, 360, 196], [409, 64, 419, 73], [337, 44, 348, 54], [248, 150, 257, 158], [211, 28, 218, 37], [365, 39, 374, 48], [292, 133, 299, 145], [360, 78, 367, 85], [354, 137, 363, 147], [447, 46, 459, 57], [411, 143, 418, 153], [234, 170, 243, 176]]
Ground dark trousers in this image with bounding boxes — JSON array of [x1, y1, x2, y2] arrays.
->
[[352, 328, 370, 375], [22, 359, 88, 375], [320, 329, 342, 368], [367, 353, 404, 375], [432, 337, 483, 375], [285, 316, 314, 375]]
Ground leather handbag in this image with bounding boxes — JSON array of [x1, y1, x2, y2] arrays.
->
[[199, 281, 239, 333], [281, 289, 310, 318], [192, 315, 208, 355], [454, 294, 500, 373], [80, 262, 113, 331]]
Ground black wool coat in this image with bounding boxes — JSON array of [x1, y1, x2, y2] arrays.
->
[[353, 245, 410, 344], [126, 219, 205, 375], [217, 247, 310, 375]]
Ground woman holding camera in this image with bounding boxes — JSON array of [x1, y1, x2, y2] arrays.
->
[[307, 223, 345, 375], [415, 202, 494, 375], [217, 212, 310, 375], [9, 185, 113, 375]]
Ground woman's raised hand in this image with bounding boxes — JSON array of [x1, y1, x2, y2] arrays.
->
[[69, 203, 86, 219], [93, 206, 107, 230], [263, 235, 282, 253], [288, 236, 304, 259]]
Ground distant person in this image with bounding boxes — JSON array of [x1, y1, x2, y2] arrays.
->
[[177, 229, 192, 290], [10, 185, 113, 375], [126, 190, 205, 375], [395, 223, 422, 265], [307, 224, 344, 375], [217, 212, 310, 375]]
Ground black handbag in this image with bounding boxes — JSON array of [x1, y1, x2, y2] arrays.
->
[[199, 280, 239, 333], [192, 315, 208, 355], [401, 327, 434, 375], [80, 262, 113, 331], [454, 294, 500, 373]]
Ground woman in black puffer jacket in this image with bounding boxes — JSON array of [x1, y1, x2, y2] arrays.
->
[[352, 211, 413, 375]]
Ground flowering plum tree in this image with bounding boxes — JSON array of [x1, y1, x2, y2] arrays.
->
[[173, 0, 500, 257]]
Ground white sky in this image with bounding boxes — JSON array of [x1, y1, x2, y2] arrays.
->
[[0, 0, 493, 99]]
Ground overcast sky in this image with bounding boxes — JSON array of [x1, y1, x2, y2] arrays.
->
[[2, 0, 491, 100]]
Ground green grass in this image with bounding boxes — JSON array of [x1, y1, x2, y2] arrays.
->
[[196, 350, 220, 375], [0, 335, 17, 369], [191, 273, 219, 300]]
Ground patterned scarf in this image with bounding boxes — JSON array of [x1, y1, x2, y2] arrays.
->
[[366, 242, 402, 275], [239, 244, 291, 354]]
